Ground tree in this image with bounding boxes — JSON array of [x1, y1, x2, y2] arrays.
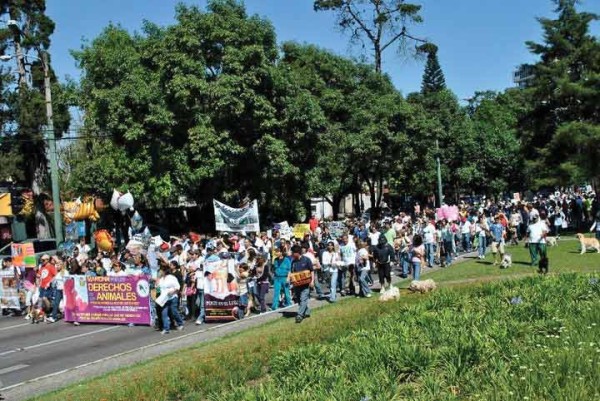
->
[[314, 0, 427, 73], [419, 43, 445, 94], [521, 0, 600, 188]]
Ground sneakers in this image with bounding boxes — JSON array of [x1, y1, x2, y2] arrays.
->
[[46, 317, 56, 323], [24, 314, 31, 320], [73, 322, 80, 326], [295, 316, 303, 324], [176, 325, 184, 331], [366, 293, 372, 298], [195, 319, 203, 325], [161, 330, 170, 335]]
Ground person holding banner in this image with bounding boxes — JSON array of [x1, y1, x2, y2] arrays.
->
[[290, 245, 314, 324]]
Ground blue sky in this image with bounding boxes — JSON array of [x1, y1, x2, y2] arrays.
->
[[46, 0, 599, 101]]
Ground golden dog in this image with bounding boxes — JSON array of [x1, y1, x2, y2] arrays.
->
[[576, 233, 600, 254]]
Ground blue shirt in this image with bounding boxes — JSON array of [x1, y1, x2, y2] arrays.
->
[[490, 223, 504, 242], [273, 257, 291, 277], [290, 255, 313, 273]]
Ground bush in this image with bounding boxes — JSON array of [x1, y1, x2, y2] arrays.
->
[[214, 274, 600, 401]]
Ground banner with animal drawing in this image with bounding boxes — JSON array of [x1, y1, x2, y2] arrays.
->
[[11, 242, 36, 268], [203, 259, 239, 322], [213, 199, 260, 233], [63, 275, 152, 325], [0, 265, 20, 310]]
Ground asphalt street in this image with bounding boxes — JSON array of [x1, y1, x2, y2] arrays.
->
[[0, 253, 477, 401]]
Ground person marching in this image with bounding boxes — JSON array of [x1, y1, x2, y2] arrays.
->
[[290, 245, 314, 323]]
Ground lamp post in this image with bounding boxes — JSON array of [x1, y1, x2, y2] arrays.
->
[[436, 139, 443, 208], [3, 20, 63, 243]]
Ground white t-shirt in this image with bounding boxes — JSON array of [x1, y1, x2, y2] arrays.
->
[[339, 242, 357, 266], [368, 232, 380, 246], [528, 221, 548, 243], [423, 224, 435, 244], [358, 248, 370, 271], [321, 250, 341, 271], [108, 270, 127, 277], [159, 274, 181, 300], [461, 220, 472, 234]]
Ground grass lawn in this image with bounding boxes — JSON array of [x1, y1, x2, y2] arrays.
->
[[29, 239, 600, 401], [420, 235, 600, 284]]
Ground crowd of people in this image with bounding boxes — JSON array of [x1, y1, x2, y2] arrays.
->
[[1, 188, 599, 330]]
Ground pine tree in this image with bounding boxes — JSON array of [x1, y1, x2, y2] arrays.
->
[[420, 44, 446, 94], [521, 0, 600, 188]]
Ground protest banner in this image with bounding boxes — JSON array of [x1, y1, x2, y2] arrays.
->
[[327, 221, 346, 239], [11, 243, 36, 268], [213, 199, 260, 232], [204, 259, 239, 322], [292, 223, 311, 239], [0, 266, 20, 310], [274, 221, 292, 239], [63, 275, 152, 325]]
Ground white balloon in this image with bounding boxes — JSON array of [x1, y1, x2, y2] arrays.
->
[[117, 191, 134, 211], [110, 189, 120, 211]]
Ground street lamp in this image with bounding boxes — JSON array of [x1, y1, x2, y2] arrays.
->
[[3, 20, 63, 243]]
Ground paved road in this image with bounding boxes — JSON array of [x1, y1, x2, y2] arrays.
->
[[0, 252, 478, 401]]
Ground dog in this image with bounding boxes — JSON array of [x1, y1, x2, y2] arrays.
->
[[30, 307, 46, 324], [538, 256, 549, 274], [379, 286, 400, 302], [576, 233, 600, 254], [500, 254, 512, 269], [408, 279, 437, 294], [546, 236, 558, 247]]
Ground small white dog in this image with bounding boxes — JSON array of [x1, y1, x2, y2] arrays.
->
[[408, 279, 437, 294], [546, 236, 558, 247], [500, 254, 512, 269], [379, 286, 400, 302]]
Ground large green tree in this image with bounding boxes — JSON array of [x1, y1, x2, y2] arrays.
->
[[522, 0, 599, 188], [0, 0, 70, 190]]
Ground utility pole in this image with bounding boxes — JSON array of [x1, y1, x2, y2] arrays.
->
[[436, 139, 443, 208], [41, 51, 63, 244]]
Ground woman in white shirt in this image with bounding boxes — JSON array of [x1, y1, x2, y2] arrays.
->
[[321, 241, 342, 303], [157, 269, 184, 334], [47, 257, 69, 323]]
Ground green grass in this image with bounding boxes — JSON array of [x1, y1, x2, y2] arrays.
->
[[420, 236, 600, 284], [29, 241, 600, 401]]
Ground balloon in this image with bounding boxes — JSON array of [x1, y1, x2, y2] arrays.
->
[[94, 229, 114, 252], [110, 189, 121, 211], [117, 191, 134, 211]]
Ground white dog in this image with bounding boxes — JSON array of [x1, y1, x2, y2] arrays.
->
[[379, 286, 400, 302], [500, 254, 512, 269], [546, 236, 558, 247], [408, 279, 437, 294]]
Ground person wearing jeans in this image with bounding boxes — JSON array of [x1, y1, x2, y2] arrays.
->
[[321, 241, 341, 303], [290, 245, 314, 323], [356, 241, 372, 297], [47, 258, 68, 323], [158, 270, 184, 334], [253, 256, 270, 313], [422, 220, 436, 268], [461, 218, 472, 252], [476, 216, 488, 260], [411, 235, 425, 281]]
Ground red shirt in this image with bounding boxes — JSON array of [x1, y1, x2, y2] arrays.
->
[[309, 217, 319, 232], [38, 262, 57, 289]]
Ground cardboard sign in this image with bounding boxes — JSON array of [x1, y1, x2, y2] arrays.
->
[[11, 243, 36, 267]]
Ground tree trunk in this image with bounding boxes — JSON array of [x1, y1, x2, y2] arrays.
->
[[376, 177, 384, 208], [374, 46, 382, 74], [331, 195, 341, 220]]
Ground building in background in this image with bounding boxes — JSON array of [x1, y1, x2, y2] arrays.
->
[[513, 64, 535, 89]]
